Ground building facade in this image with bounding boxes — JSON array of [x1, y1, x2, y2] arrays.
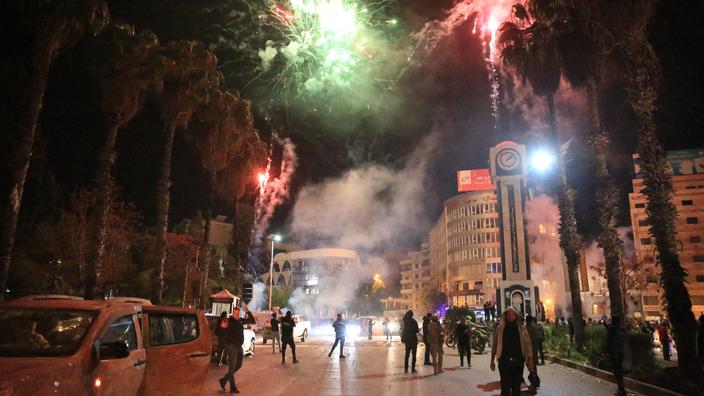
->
[[400, 244, 431, 312], [630, 150, 704, 319], [428, 191, 503, 310]]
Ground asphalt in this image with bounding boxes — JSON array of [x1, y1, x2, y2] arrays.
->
[[204, 336, 642, 395]]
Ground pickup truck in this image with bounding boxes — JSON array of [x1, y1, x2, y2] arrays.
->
[[261, 314, 310, 343], [0, 295, 211, 396]]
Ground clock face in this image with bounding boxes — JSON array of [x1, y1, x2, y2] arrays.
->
[[497, 148, 521, 171]]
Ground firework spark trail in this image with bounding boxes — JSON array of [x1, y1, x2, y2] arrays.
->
[[249, 134, 298, 268], [411, 0, 514, 129]]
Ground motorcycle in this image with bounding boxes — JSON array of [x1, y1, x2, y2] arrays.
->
[[444, 320, 489, 353]]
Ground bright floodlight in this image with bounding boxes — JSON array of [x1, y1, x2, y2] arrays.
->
[[531, 149, 556, 173], [273, 234, 282, 242]]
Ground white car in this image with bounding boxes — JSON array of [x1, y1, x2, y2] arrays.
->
[[292, 315, 311, 342]]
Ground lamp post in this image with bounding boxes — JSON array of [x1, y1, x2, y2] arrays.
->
[[268, 234, 282, 311]]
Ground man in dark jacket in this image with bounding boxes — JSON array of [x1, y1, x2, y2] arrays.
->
[[455, 316, 471, 368], [607, 315, 627, 396], [329, 314, 347, 358], [280, 311, 298, 364], [401, 310, 419, 373], [367, 318, 375, 340], [214, 311, 229, 366], [218, 305, 255, 394], [422, 313, 432, 366]]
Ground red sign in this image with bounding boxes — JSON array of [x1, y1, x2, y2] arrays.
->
[[457, 169, 495, 192]]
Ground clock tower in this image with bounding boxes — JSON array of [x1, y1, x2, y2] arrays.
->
[[489, 141, 539, 317]]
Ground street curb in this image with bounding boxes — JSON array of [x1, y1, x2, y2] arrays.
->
[[548, 355, 682, 396]]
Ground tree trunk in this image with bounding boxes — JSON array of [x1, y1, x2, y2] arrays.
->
[[586, 78, 625, 319], [624, 44, 703, 382], [85, 122, 120, 299], [198, 171, 216, 308], [0, 36, 57, 300], [154, 121, 177, 304], [546, 94, 585, 347]]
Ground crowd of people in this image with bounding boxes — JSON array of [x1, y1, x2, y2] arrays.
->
[[211, 304, 704, 395]]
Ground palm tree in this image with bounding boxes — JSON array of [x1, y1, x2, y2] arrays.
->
[[153, 40, 219, 304], [0, 0, 108, 300], [598, 0, 704, 383], [498, 3, 586, 347], [546, 1, 626, 319], [85, 24, 167, 299]]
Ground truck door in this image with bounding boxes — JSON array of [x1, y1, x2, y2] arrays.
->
[[92, 313, 146, 395], [140, 308, 211, 395]]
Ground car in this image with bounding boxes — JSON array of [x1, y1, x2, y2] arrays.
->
[[261, 313, 311, 343], [0, 295, 212, 396], [205, 314, 256, 358]]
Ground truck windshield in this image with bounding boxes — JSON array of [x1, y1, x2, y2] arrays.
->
[[0, 309, 97, 357]]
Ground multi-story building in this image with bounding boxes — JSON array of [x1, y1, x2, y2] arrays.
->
[[400, 244, 431, 312], [629, 149, 704, 319], [260, 248, 361, 317], [428, 190, 503, 310]]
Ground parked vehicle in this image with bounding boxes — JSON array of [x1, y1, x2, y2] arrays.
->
[[261, 314, 310, 343], [205, 315, 256, 358], [0, 295, 211, 396], [444, 318, 488, 353]]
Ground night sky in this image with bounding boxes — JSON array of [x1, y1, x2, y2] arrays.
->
[[3, 0, 704, 253]]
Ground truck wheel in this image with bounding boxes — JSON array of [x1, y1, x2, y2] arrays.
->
[[301, 329, 308, 342]]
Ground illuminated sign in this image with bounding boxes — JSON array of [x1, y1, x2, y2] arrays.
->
[[457, 169, 495, 192]]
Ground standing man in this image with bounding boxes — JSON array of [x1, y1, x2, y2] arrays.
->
[[607, 315, 627, 396], [427, 315, 444, 375], [531, 316, 545, 365], [280, 311, 298, 364], [484, 301, 492, 322], [218, 305, 255, 394], [568, 318, 575, 343], [401, 310, 419, 373], [383, 317, 391, 341], [422, 313, 432, 366], [214, 311, 229, 366], [270, 312, 281, 354], [491, 301, 497, 320], [455, 316, 471, 368], [657, 320, 671, 361], [526, 316, 542, 392], [490, 307, 534, 396], [367, 318, 375, 340], [329, 314, 347, 358]]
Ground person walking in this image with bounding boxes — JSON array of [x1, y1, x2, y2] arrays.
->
[[270, 312, 281, 354], [401, 310, 419, 373], [657, 321, 671, 361], [490, 307, 534, 396], [427, 314, 444, 375], [484, 301, 492, 321], [568, 318, 575, 343], [329, 314, 347, 358], [455, 316, 471, 368], [280, 311, 298, 364], [383, 317, 391, 341], [218, 305, 255, 394], [214, 311, 229, 366], [526, 316, 541, 393], [368, 318, 375, 340], [422, 313, 432, 366], [531, 316, 545, 365], [607, 315, 627, 396]]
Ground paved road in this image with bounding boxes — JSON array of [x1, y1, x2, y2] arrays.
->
[[205, 336, 640, 395]]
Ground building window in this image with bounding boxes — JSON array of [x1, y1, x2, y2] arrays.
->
[[642, 296, 659, 305], [694, 255, 704, 262], [686, 217, 699, 224], [682, 200, 694, 206], [643, 256, 654, 263], [696, 275, 704, 283], [690, 236, 702, 243], [638, 219, 648, 227], [635, 203, 646, 208], [640, 238, 652, 245]]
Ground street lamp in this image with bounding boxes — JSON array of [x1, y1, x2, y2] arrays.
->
[[530, 148, 556, 174], [268, 234, 282, 311]]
